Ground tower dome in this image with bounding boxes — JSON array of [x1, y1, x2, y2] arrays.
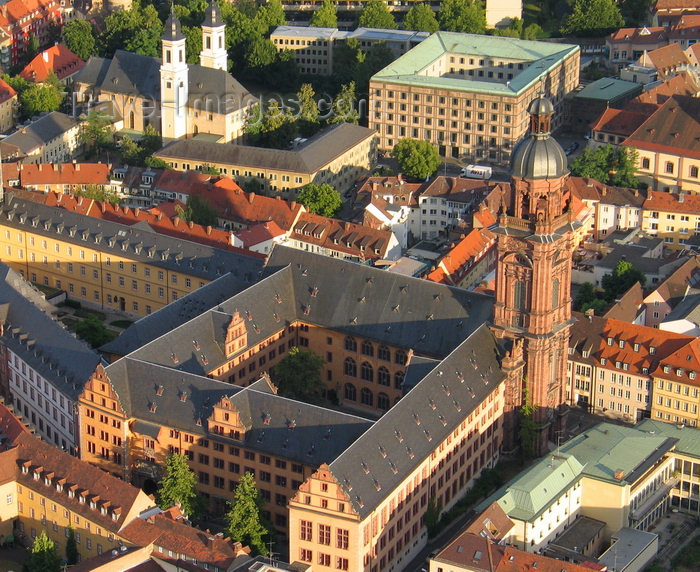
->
[[203, 0, 222, 27], [164, 10, 185, 42], [510, 96, 568, 180]]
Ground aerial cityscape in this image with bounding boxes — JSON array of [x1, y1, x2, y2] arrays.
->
[[0, 0, 697, 571]]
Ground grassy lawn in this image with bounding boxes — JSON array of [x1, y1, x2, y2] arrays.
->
[[110, 319, 134, 329], [673, 534, 700, 572], [32, 282, 61, 297], [60, 317, 80, 331], [74, 308, 106, 321]]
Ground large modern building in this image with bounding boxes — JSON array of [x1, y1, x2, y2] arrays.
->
[[369, 32, 580, 164]]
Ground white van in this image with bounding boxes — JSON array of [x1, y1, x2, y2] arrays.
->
[[460, 165, 492, 180]]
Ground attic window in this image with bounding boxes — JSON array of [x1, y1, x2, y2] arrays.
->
[[196, 418, 202, 426], [438, 415, 447, 426], [677, 369, 683, 377], [156, 385, 164, 396], [378, 445, 387, 458], [171, 353, 179, 364], [406, 447, 414, 459], [395, 430, 403, 442], [650, 346, 656, 355], [310, 287, 318, 297], [373, 479, 381, 491], [273, 312, 280, 322], [179, 392, 187, 402], [275, 293, 283, 304], [664, 365, 670, 373], [428, 399, 436, 410], [607, 337, 613, 346], [618, 340, 625, 349], [453, 400, 462, 412], [200, 354, 208, 365], [263, 413, 271, 425], [413, 413, 421, 425], [392, 305, 400, 312], [642, 367, 649, 375], [690, 372, 696, 380], [426, 313, 434, 320], [361, 461, 370, 474], [193, 340, 200, 350], [400, 286, 407, 293], [303, 306, 310, 315], [149, 403, 157, 413], [101, 507, 107, 515], [601, 358, 607, 365], [633, 343, 640, 352], [424, 429, 432, 442], [33, 472, 40, 481]]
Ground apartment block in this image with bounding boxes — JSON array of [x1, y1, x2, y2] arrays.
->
[[0, 193, 263, 316], [2, 112, 80, 164], [369, 32, 579, 164], [651, 337, 700, 426], [0, 76, 16, 134], [155, 123, 378, 197], [270, 26, 429, 76], [0, 263, 101, 453], [642, 191, 700, 251]]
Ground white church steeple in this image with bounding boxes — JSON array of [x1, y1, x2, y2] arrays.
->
[[200, 0, 227, 71], [160, 8, 188, 140]]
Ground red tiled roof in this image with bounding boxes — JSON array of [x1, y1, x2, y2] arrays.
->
[[658, 338, 700, 384], [654, 0, 700, 10], [495, 547, 596, 572], [0, 0, 59, 29], [0, 76, 16, 105], [120, 507, 249, 569], [608, 27, 667, 43], [234, 220, 285, 248], [623, 95, 700, 158], [590, 108, 648, 136], [465, 502, 515, 541], [18, 163, 110, 186], [604, 282, 645, 322], [643, 189, 700, 214], [292, 211, 394, 260], [426, 227, 496, 285], [638, 43, 691, 77], [19, 44, 85, 83], [646, 255, 700, 305]]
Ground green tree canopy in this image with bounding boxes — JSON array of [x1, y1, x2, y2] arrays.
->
[[560, 0, 624, 36], [75, 185, 121, 206], [270, 346, 327, 402], [601, 260, 646, 302], [183, 25, 203, 64], [75, 314, 116, 348], [329, 81, 360, 125], [16, 72, 64, 119], [99, 1, 164, 57], [569, 145, 639, 188], [176, 194, 219, 227], [255, 0, 286, 32], [438, 0, 486, 34], [310, 0, 338, 28], [62, 19, 97, 60], [403, 4, 439, 33], [225, 472, 270, 556], [80, 111, 113, 156], [295, 83, 320, 136], [25, 530, 61, 572], [157, 453, 204, 520], [358, 0, 397, 29], [295, 184, 342, 218], [392, 139, 441, 181], [245, 99, 296, 148]]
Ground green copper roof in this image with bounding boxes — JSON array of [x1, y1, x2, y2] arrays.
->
[[371, 32, 579, 96], [559, 423, 677, 486], [575, 77, 642, 102], [636, 419, 700, 460]]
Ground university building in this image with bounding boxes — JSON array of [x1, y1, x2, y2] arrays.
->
[[369, 32, 579, 164]]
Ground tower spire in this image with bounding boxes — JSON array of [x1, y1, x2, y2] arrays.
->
[[200, 0, 227, 70]]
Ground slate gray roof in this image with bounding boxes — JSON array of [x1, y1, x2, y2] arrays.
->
[[0, 263, 101, 400], [3, 112, 78, 154], [0, 193, 264, 283], [73, 50, 251, 111], [263, 246, 494, 358], [155, 123, 376, 175], [100, 272, 255, 357], [328, 324, 506, 518], [403, 355, 440, 391], [107, 359, 372, 465]]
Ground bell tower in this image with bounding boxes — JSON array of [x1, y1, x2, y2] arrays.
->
[[200, 0, 227, 70], [160, 8, 189, 140], [491, 97, 576, 455]]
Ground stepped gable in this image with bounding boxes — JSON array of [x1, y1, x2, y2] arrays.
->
[[125, 266, 297, 373], [100, 272, 253, 357], [324, 323, 505, 518], [264, 246, 494, 359]]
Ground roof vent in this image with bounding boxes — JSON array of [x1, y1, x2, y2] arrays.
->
[[156, 385, 164, 396], [179, 392, 187, 402]]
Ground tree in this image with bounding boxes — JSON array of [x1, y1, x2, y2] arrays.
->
[[158, 453, 204, 520], [75, 314, 115, 348], [438, 0, 486, 34], [570, 145, 639, 188], [424, 496, 442, 537], [392, 139, 441, 181], [358, 0, 397, 29], [225, 472, 270, 556], [403, 4, 439, 33], [255, 0, 286, 32], [270, 346, 327, 402], [99, 1, 164, 57], [573, 282, 596, 311], [17, 72, 64, 119], [24, 531, 61, 572], [310, 0, 338, 28], [296, 183, 342, 217], [183, 25, 203, 64], [522, 23, 544, 40], [66, 527, 78, 566], [620, 0, 653, 26], [609, 147, 639, 189], [295, 83, 320, 136], [519, 384, 536, 460], [561, 0, 624, 37], [145, 156, 170, 169], [80, 111, 113, 156], [62, 19, 97, 60], [182, 194, 219, 226], [328, 81, 359, 125], [75, 184, 121, 206], [601, 260, 646, 302]]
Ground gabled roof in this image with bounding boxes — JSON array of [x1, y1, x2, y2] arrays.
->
[[426, 227, 496, 285], [0, 76, 16, 105], [603, 282, 645, 322], [643, 189, 700, 214], [0, 0, 57, 29], [234, 220, 286, 247], [656, 337, 700, 384], [435, 532, 505, 572], [590, 108, 648, 136], [3, 112, 78, 154], [465, 502, 515, 541], [653, 0, 700, 10], [644, 255, 700, 307], [0, 262, 102, 400], [20, 44, 85, 83], [608, 27, 667, 43], [326, 323, 506, 518], [637, 43, 691, 77], [624, 71, 700, 114], [155, 123, 376, 176], [18, 163, 111, 187]]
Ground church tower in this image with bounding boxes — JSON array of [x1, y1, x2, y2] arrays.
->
[[200, 0, 227, 70], [160, 9, 189, 140], [491, 97, 576, 455]]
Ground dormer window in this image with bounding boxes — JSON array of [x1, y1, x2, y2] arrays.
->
[[615, 361, 621, 369], [650, 346, 656, 355], [33, 472, 40, 481], [68, 490, 75, 499], [633, 343, 640, 352], [56, 484, 62, 493], [690, 372, 697, 380], [664, 365, 670, 373], [582, 350, 589, 358], [618, 340, 625, 349], [79, 495, 86, 504], [642, 367, 649, 374], [101, 507, 107, 515], [601, 358, 607, 365], [607, 337, 613, 346], [21, 466, 28, 474], [677, 369, 683, 377], [90, 501, 96, 510]]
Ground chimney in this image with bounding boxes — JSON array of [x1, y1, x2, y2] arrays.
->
[[206, 226, 212, 235], [678, 193, 684, 203], [372, 181, 378, 191], [172, 216, 179, 227], [248, 192, 255, 204], [52, 163, 58, 171], [75, 163, 80, 171], [585, 308, 594, 321]]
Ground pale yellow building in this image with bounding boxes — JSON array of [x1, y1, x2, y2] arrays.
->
[[651, 338, 700, 426], [641, 190, 700, 251], [0, 76, 16, 133], [154, 123, 378, 197], [2, 112, 80, 164]]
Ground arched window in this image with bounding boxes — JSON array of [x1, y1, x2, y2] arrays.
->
[[361, 388, 373, 406], [377, 392, 390, 411], [514, 280, 526, 311], [395, 349, 407, 365], [641, 157, 650, 170], [344, 357, 356, 377], [394, 370, 405, 389], [378, 345, 391, 361], [552, 278, 560, 310], [377, 367, 390, 386], [344, 383, 356, 401], [345, 336, 357, 352], [361, 340, 374, 357], [361, 362, 374, 382]]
